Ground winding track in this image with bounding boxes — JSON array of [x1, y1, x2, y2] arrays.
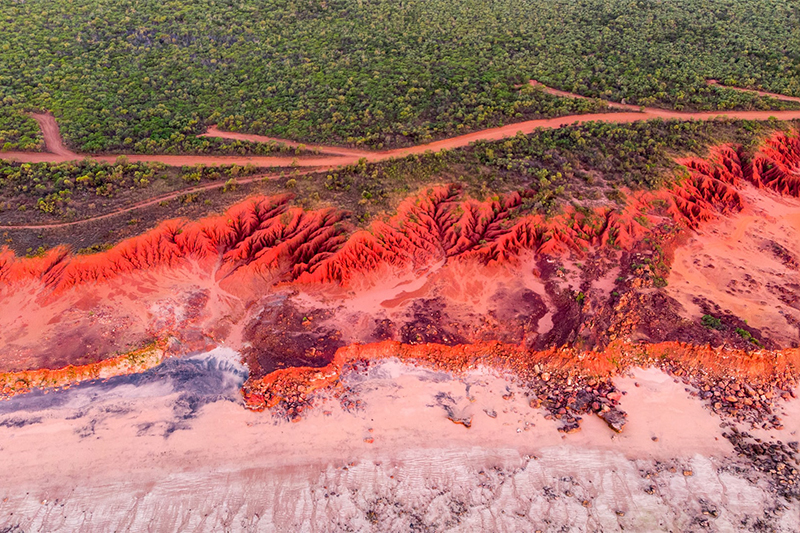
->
[[707, 80, 800, 104], [526, 80, 643, 111], [3, 82, 800, 230], [1, 172, 289, 230]]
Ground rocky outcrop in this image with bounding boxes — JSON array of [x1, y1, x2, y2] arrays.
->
[[0, 341, 165, 398]]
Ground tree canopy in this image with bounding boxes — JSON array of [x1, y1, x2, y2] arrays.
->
[[0, 0, 798, 152]]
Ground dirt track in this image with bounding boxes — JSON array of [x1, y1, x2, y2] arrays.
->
[[526, 80, 643, 111], [6, 90, 800, 169], [199, 108, 800, 163], [198, 108, 800, 166], [4, 83, 800, 229], [200, 126, 372, 158], [0, 171, 288, 230], [707, 79, 800, 103], [29, 113, 77, 157]]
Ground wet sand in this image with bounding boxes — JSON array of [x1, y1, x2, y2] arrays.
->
[[3, 87, 800, 532]]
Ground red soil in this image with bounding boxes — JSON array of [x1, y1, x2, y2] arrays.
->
[[4, 85, 800, 235], [707, 80, 800, 104], [241, 338, 800, 412], [4, 119, 800, 413], [2, 129, 798, 293], [749, 132, 800, 195], [0, 186, 687, 292], [527, 80, 643, 111], [1, 171, 283, 230], [201, 126, 372, 158], [362, 109, 800, 160], [299, 137, 800, 284], [0, 151, 351, 168], [677, 132, 800, 204], [29, 113, 77, 157], [5, 85, 800, 174], [0, 195, 350, 294]]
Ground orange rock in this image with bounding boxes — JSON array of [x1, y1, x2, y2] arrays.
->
[[0, 341, 166, 398]]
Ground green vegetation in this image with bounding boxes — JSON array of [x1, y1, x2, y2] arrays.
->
[[468, 118, 772, 191], [0, 159, 263, 219], [735, 327, 764, 348], [112, 134, 302, 156], [76, 242, 114, 254], [0, 0, 798, 154], [702, 314, 724, 330], [0, 117, 789, 225], [0, 110, 42, 151], [273, 118, 783, 221], [0, 117, 795, 256]]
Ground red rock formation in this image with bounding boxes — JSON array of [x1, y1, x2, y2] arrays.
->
[[242, 339, 800, 422], [6, 130, 800, 410], [0, 342, 165, 399], [748, 131, 800, 195], [297, 186, 660, 283], [3, 130, 799, 295], [297, 185, 533, 282], [670, 145, 747, 226], [0, 195, 349, 294], [242, 339, 614, 411]]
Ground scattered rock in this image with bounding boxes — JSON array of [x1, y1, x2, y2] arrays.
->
[[598, 408, 627, 432]]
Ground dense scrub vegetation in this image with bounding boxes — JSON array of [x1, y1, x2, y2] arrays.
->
[[0, 109, 42, 151], [0, 0, 797, 153], [120, 135, 302, 156], [3, 118, 788, 228], [0, 158, 264, 220], [302, 118, 782, 221]]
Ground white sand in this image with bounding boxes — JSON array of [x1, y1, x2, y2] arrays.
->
[[0, 353, 797, 531]]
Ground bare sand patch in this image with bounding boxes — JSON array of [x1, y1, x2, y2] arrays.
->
[[0, 357, 795, 531], [668, 185, 800, 347]]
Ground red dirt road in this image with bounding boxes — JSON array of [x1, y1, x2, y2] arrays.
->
[[707, 80, 800, 103], [6, 90, 800, 170], [4, 83, 800, 229], [0, 172, 284, 230], [204, 109, 800, 163], [201, 126, 372, 158], [1, 149, 352, 168], [527, 80, 643, 111], [30, 113, 77, 157]]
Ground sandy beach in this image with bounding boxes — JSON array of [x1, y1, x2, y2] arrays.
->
[[1, 350, 798, 531]]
